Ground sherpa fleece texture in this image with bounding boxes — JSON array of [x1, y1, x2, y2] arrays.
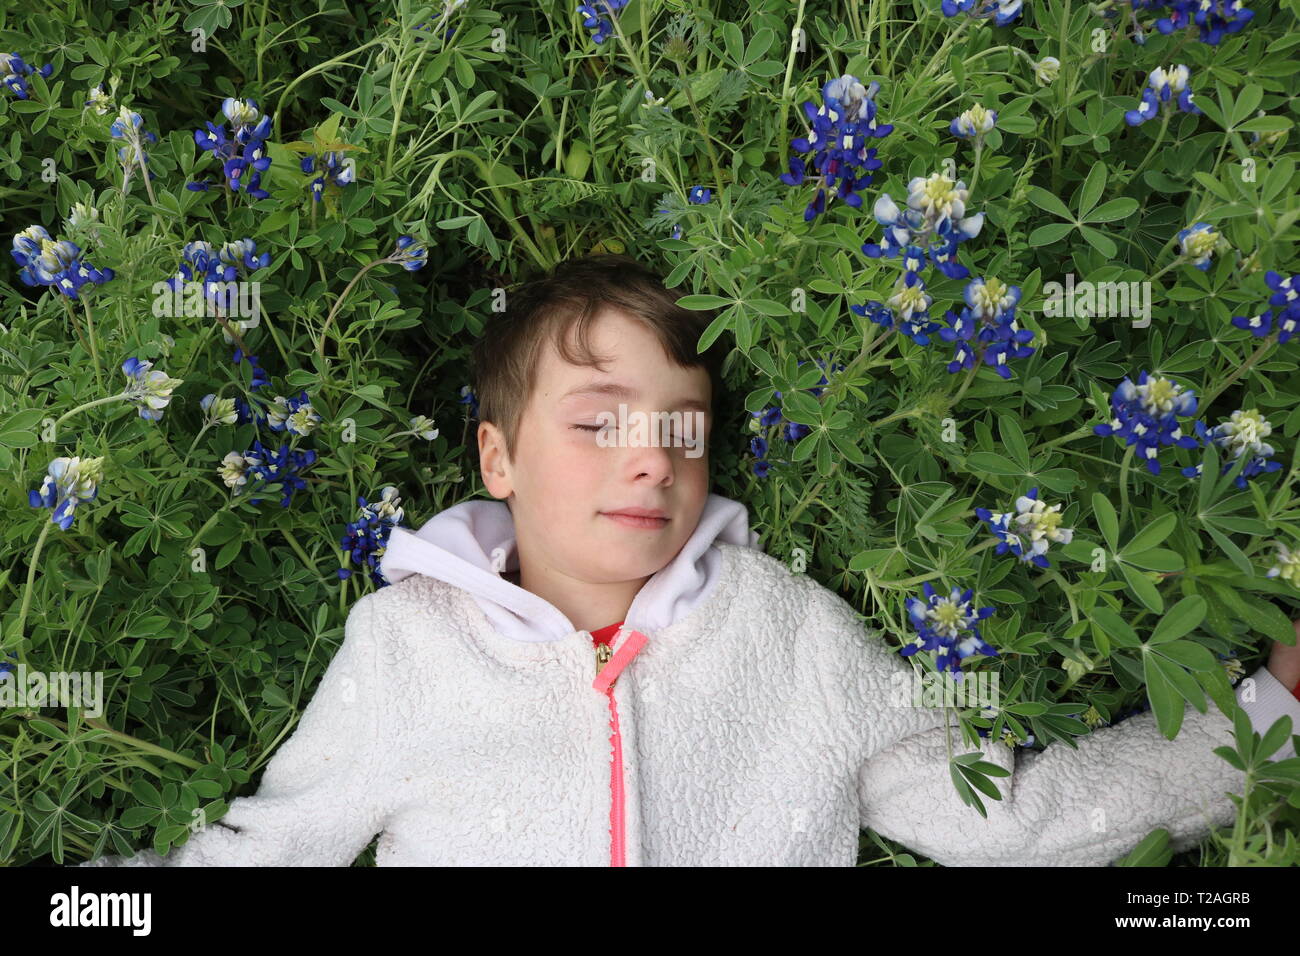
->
[[81, 541, 1300, 867]]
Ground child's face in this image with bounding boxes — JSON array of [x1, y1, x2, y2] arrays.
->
[[479, 307, 713, 586]]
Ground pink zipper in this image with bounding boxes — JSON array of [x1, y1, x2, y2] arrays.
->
[[593, 628, 648, 867]]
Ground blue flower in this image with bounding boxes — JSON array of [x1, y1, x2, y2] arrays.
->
[[0, 52, 53, 99], [121, 357, 183, 421], [1125, 65, 1202, 126], [1136, 0, 1254, 45], [950, 104, 997, 140], [1176, 221, 1220, 270], [1093, 371, 1200, 475], [975, 487, 1074, 568], [780, 74, 894, 221], [941, 0, 1023, 25], [1180, 409, 1282, 487], [459, 384, 480, 419], [302, 150, 357, 201], [10, 225, 115, 300], [339, 486, 408, 586], [265, 390, 320, 437], [862, 174, 984, 279], [687, 185, 712, 204], [231, 439, 318, 508], [903, 582, 999, 677], [190, 98, 273, 201], [29, 456, 105, 531], [576, 0, 629, 43], [1231, 273, 1300, 343], [391, 235, 428, 271]]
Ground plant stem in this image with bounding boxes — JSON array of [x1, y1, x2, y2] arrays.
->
[[316, 258, 386, 366], [1198, 336, 1275, 409], [1118, 445, 1135, 531], [8, 519, 51, 666]]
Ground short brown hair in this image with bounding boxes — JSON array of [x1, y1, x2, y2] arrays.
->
[[469, 253, 730, 464]]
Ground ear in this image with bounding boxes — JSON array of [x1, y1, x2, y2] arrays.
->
[[478, 421, 513, 500]]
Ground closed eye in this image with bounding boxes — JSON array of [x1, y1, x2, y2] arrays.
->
[[571, 424, 606, 432]]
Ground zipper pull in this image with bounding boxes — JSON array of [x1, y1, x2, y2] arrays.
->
[[595, 641, 612, 680]]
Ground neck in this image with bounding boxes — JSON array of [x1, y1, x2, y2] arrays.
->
[[513, 556, 647, 634]]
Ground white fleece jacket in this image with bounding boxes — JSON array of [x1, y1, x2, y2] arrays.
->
[[81, 493, 1300, 866]]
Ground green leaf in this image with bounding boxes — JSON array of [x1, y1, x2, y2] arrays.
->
[[676, 294, 733, 310], [1150, 595, 1206, 644], [997, 415, 1031, 470], [1119, 562, 1164, 612], [1078, 225, 1117, 257], [1144, 653, 1184, 739], [1121, 512, 1177, 555], [1091, 606, 1141, 649], [1084, 197, 1139, 223], [1092, 492, 1119, 552], [1026, 185, 1074, 221], [1076, 161, 1107, 217], [1028, 222, 1075, 246]]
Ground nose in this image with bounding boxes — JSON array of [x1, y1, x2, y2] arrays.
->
[[627, 441, 675, 485]]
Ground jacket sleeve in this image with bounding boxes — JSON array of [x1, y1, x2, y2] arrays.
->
[[79, 593, 388, 867], [807, 584, 1300, 866]]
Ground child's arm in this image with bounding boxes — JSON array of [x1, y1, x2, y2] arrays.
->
[[807, 586, 1300, 866], [79, 593, 387, 867]]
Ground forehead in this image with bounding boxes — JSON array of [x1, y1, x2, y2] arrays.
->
[[532, 307, 711, 408]]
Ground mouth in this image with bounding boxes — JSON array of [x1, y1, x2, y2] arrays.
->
[[601, 508, 670, 530]]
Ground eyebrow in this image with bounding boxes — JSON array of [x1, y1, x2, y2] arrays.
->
[[559, 381, 711, 414]]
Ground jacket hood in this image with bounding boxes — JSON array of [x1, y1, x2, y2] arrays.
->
[[379, 493, 762, 643]]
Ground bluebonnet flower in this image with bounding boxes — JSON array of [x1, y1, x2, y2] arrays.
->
[[200, 393, 239, 426], [339, 486, 408, 586], [29, 456, 105, 531], [121, 357, 183, 422], [862, 173, 985, 279], [265, 390, 321, 437], [1219, 650, 1246, 684], [109, 107, 159, 191], [64, 202, 101, 240], [85, 84, 111, 115], [748, 359, 844, 477], [389, 235, 428, 271], [687, 185, 711, 204], [903, 582, 999, 677], [950, 104, 997, 141], [188, 98, 273, 201], [1125, 65, 1202, 126], [0, 652, 15, 684], [941, 0, 1023, 26], [414, 0, 467, 42], [301, 150, 357, 202], [11, 225, 115, 300], [223, 439, 318, 508], [577, 0, 629, 44], [232, 348, 270, 390], [642, 90, 672, 114], [1232, 273, 1300, 344], [1034, 57, 1061, 85], [1132, 0, 1254, 45], [0, 52, 52, 99], [779, 75, 894, 222], [164, 238, 269, 342], [1180, 409, 1282, 486], [938, 277, 1034, 378], [459, 384, 480, 419], [1266, 540, 1300, 589], [405, 415, 440, 440], [749, 436, 771, 478], [1176, 222, 1221, 271], [975, 487, 1074, 568], [1093, 371, 1199, 474]]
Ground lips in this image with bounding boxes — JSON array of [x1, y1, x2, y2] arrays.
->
[[601, 508, 670, 530]]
